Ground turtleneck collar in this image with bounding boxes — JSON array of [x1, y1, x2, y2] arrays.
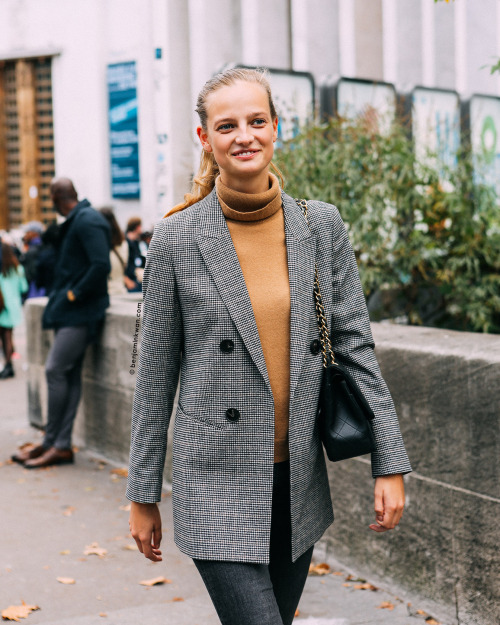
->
[[216, 173, 282, 222]]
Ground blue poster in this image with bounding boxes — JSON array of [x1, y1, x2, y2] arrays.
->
[[107, 62, 140, 198]]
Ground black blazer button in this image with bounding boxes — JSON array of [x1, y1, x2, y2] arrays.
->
[[220, 339, 234, 353], [310, 339, 321, 355], [226, 408, 240, 422]]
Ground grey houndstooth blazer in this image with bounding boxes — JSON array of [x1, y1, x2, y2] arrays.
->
[[126, 188, 411, 564]]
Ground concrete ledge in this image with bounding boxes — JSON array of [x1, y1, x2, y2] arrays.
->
[[25, 301, 499, 625]]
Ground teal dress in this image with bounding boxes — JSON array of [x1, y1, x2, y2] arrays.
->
[[0, 266, 28, 328]]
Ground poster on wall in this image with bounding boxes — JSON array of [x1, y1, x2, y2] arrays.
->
[[468, 95, 500, 197], [107, 61, 140, 199], [267, 69, 315, 144], [337, 78, 396, 135], [411, 87, 460, 175]]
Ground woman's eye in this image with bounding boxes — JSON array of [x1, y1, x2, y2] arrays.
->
[[252, 118, 266, 126], [217, 123, 234, 131]]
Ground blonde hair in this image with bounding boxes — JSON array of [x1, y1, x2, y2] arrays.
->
[[168, 67, 284, 216]]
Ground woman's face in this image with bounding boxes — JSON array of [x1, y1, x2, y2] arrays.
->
[[197, 80, 278, 193]]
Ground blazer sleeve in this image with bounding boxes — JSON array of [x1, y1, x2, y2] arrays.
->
[[126, 222, 183, 502], [325, 204, 412, 477]]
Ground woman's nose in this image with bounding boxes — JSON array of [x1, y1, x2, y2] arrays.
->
[[235, 127, 253, 143]]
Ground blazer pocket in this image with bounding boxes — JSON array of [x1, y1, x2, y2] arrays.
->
[[176, 403, 226, 431]]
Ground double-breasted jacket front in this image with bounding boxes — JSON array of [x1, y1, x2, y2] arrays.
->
[[126, 189, 411, 564]]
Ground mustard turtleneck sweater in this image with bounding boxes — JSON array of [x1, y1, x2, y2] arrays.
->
[[216, 174, 291, 463]]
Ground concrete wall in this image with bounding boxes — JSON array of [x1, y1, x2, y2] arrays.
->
[[25, 299, 499, 625]]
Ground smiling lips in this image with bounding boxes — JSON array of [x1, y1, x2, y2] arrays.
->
[[232, 149, 260, 159]]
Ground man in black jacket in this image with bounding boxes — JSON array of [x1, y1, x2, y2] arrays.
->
[[12, 178, 111, 469]]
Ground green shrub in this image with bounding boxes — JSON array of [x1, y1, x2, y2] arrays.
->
[[275, 117, 500, 333]]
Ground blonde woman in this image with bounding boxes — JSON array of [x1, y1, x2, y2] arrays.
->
[[127, 68, 411, 625]]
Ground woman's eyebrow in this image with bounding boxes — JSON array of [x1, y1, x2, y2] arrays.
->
[[213, 111, 270, 125]]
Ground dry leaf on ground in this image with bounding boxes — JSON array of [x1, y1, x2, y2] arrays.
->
[[83, 543, 107, 557], [425, 619, 440, 625], [99, 613, 107, 618], [331, 571, 344, 576], [56, 577, 75, 585], [171, 597, 184, 602], [110, 468, 128, 478], [139, 577, 171, 587], [122, 542, 138, 551], [353, 582, 378, 591], [63, 506, 76, 517], [1, 601, 40, 621], [59, 550, 71, 555], [308, 562, 330, 575], [294, 609, 300, 617], [378, 601, 395, 610]]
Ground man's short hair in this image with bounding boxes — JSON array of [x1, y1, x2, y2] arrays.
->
[[126, 217, 142, 233]]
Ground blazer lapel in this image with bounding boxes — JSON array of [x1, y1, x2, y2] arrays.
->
[[195, 190, 271, 391], [282, 192, 317, 403]]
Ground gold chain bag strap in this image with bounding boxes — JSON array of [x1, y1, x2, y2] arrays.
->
[[296, 198, 376, 462]]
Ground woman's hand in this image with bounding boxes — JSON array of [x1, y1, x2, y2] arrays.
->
[[129, 502, 163, 561], [369, 474, 405, 533]]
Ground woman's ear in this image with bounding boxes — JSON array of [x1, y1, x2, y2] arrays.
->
[[197, 126, 212, 152], [272, 117, 278, 143]]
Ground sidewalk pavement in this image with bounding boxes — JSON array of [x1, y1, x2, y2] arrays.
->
[[0, 320, 449, 625]]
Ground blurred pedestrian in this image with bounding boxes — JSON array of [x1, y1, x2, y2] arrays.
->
[[35, 223, 60, 297], [12, 178, 111, 468], [99, 207, 129, 295], [20, 229, 44, 299], [127, 68, 411, 625], [124, 217, 144, 292], [0, 242, 28, 379]]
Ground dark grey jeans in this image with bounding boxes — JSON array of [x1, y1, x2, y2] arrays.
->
[[43, 326, 89, 450], [193, 461, 314, 625]]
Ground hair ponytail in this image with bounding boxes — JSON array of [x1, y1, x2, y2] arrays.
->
[[167, 150, 219, 216], [166, 67, 284, 217]]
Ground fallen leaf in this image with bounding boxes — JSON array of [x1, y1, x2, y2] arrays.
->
[[331, 571, 344, 576], [59, 550, 71, 556], [342, 583, 351, 587], [110, 468, 128, 478], [353, 582, 378, 591], [378, 601, 395, 610], [308, 562, 330, 575], [123, 544, 138, 551], [119, 504, 131, 512], [63, 506, 76, 517], [1, 601, 40, 621], [294, 609, 299, 617], [84, 486, 95, 492], [171, 597, 184, 602], [425, 619, 440, 625], [84, 543, 107, 557], [139, 577, 171, 587], [416, 610, 428, 616], [56, 577, 75, 585], [99, 613, 107, 618]]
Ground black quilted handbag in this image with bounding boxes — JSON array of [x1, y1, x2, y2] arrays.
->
[[296, 199, 376, 462]]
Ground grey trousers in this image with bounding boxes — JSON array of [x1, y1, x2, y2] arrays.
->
[[43, 326, 89, 450], [193, 461, 314, 625]]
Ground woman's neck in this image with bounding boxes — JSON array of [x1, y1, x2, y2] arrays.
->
[[218, 169, 271, 195]]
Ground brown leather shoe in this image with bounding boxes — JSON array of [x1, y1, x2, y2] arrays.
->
[[11, 444, 48, 464], [24, 446, 74, 469]]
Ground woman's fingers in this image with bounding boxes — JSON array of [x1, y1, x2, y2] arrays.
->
[[129, 501, 163, 561], [369, 474, 405, 533]]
